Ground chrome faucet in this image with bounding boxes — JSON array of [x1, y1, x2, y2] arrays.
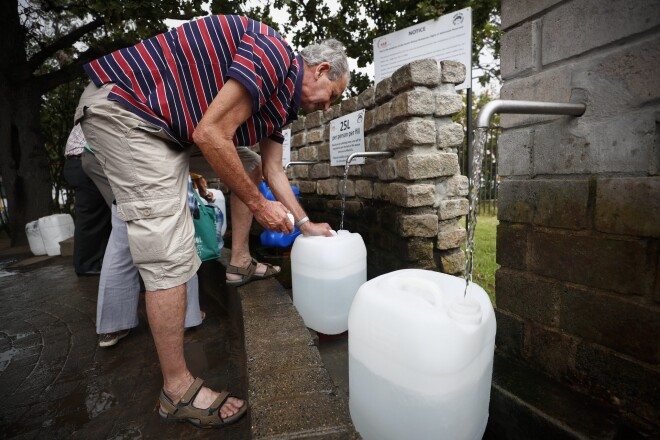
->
[[345, 151, 394, 166], [475, 99, 586, 129], [284, 161, 318, 170]]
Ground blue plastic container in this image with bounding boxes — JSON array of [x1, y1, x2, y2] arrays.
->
[[259, 182, 300, 201], [259, 182, 301, 248]]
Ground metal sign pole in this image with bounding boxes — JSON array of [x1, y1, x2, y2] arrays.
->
[[466, 87, 473, 177], [466, 87, 473, 228]]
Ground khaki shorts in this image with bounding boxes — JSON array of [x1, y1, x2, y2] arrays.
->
[[236, 146, 262, 174], [75, 82, 200, 291]]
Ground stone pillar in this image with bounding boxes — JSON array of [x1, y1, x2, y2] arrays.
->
[[288, 59, 468, 278]]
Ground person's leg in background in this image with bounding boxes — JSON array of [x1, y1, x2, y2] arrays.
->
[[95, 205, 203, 347], [63, 154, 111, 275]]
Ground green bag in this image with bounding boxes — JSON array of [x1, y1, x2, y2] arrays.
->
[[192, 190, 220, 261]]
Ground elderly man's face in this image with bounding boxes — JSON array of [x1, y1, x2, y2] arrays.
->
[[300, 62, 347, 113]]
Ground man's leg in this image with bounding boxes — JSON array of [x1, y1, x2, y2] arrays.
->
[[146, 284, 243, 418], [77, 82, 243, 421], [87, 158, 202, 336], [226, 152, 279, 282]]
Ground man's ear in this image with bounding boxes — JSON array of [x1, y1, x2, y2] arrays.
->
[[316, 62, 331, 79]]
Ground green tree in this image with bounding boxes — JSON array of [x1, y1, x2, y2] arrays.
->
[[1, 0, 206, 245], [264, 0, 501, 95]]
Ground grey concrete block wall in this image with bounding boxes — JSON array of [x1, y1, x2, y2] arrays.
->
[[285, 59, 467, 277], [540, 0, 660, 65], [501, 0, 563, 29], [497, 0, 660, 435]]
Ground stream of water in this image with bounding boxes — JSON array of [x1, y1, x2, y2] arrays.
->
[[464, 128, 489, 296], [340, 162, 350, 231]]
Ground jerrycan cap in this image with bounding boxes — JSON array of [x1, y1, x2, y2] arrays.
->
[[448, 297, 482, 325]]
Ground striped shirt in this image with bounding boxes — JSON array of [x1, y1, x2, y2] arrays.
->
[[84, 15, 302, 146]]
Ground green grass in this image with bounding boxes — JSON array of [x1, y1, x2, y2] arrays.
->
[[465, 211, 499, 306]]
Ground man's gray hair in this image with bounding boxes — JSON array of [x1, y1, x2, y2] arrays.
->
[[300, 39, 350, 86]]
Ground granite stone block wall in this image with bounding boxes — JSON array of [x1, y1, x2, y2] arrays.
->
[[285, 59, 468, 278], [497, 0, 660, 435]]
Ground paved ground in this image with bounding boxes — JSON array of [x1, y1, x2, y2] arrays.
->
[[0, 239, 250, 439]]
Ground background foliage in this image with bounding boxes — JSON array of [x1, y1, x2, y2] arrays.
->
[[213, 0, 501, 95]]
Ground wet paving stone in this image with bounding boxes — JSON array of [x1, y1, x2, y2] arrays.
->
[[0, 255, 249, 439]]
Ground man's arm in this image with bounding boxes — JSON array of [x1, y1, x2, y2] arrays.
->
[[193, 79, 293, 234], [260, 138, 334, 236]]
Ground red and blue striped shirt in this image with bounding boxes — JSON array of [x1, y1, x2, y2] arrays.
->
[[84, 15, 302, 146]]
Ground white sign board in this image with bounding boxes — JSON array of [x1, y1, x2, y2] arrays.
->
[[329, 110, 365, 167], [373, 7, 472, 89], [281, 128, 291, 167]]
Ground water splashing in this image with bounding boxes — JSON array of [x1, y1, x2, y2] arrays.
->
[[464, 128, 489, 296]]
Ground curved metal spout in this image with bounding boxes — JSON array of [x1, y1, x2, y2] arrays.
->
[[284, 161, 317, 170], [346, 151, 394, 166], [476, 99, 586, 129]]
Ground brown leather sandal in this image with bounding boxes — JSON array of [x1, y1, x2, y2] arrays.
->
[[157, 378, 247, 429], [226, 258, 280, 286]]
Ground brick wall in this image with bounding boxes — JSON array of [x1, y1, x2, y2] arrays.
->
[[285, 59, 468, 278], [498, 0, 660, 433]]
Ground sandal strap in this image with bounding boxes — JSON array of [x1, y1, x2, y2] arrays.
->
[[208, 390, 231, 413], [226, 259, 257, 277], [158, 377, 204, 415], [260, 262, 279, 276], [159, 389, 177, 413], [180, 377, 205, 405]]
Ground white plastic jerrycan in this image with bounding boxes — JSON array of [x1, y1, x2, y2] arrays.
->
[[25, 220, 47, 256], [348, 269, 496, 440], [291, 230, 366, 335], [38, 214, 74, 256]]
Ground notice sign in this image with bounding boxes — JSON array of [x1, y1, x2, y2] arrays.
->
[[373, 7, 472, 89], [330, 110, 365, 167], [281, 129, 291, 167]]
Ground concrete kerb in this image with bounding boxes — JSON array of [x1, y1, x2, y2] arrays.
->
[[235, 277, 358, 439]]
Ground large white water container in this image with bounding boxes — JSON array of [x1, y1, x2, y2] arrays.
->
[[25, 220, 47, 256], [38, 214, 74, 256], [349, 269, 496, 440], [291, 230, 366, 335]]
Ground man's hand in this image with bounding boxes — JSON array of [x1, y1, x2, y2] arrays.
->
[[253, 199, 295, 234], [299, 221, 334, 237]]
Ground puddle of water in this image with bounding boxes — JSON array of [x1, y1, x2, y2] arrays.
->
[[0, 259, 17, 277], [0, 347, 17, 372], [108, 427, 143, 440], [85, 384, 117, 419]]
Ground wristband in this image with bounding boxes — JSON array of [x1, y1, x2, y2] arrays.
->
[[295, 216, 310, 228]]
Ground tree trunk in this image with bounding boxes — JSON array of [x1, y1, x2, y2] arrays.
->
[[0, 0, 52, 246], [0, 82, 52, 246]]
